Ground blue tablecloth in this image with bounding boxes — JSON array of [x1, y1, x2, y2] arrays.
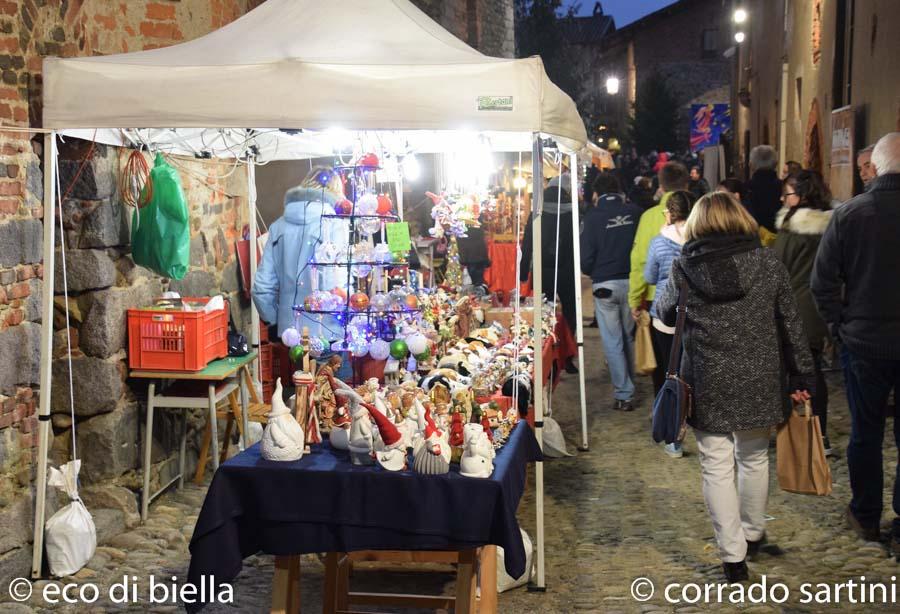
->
[[186, 422, 541, 609]]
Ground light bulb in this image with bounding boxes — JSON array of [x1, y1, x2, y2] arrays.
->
[[513, 176, 527, 190], [733, 8, 747, 23], [734, 31, 745, 43], [606, 77, 619, 95]]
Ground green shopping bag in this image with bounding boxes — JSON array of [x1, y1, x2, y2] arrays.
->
[[131, 153, 190, 280]]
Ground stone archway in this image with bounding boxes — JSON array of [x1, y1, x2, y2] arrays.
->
[[804, 98, 824, 175]]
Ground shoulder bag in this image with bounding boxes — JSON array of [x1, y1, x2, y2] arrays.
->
[[651, 281, 693, 444]]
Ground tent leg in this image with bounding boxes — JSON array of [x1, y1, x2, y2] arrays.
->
[[569, 155, 588, 452], [32, 131, 57, 579], [528, 133, 546, 592], [247, 158, 260, 393]]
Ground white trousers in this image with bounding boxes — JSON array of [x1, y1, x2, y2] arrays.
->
[[694, 427, 771, 563]]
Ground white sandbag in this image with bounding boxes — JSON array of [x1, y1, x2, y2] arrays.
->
[[540, 415, 572, 457], [496, 529, 534, 592], [45, 460, 96, 577]]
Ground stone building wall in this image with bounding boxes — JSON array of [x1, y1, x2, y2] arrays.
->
[[0, 0, 261, 583], [411, 0, 515, 58]]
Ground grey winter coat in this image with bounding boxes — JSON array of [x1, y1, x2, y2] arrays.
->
[[655, 233, 815, 434]]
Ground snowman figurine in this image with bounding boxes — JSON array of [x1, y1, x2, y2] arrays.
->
[[261, 378, 305, 462]]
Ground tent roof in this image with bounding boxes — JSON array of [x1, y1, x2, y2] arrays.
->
[[43, 0, 586, 150]]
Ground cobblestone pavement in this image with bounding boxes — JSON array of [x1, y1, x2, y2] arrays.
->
[[10, 312, 900, 613]]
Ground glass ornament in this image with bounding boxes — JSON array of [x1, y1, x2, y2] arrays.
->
[[404, 294, 419, 310], [414, 346, 431, 362], [289, 344, 306, 364], [376, 194, 393, 215], [370, 292, 391, 312], [349, 337, 369, 358], [372, 243, 393, 264], [335, 199, 353, 215], [356, 217, 383, 236], [314, 241, 340, 264], [281, 327, 301, 347], [304, 294, 322, 312], [369, 338, 391, 360], [406, 333, 428, 356], [350, 292, 370, 311], [356, 193, 378, 215], [389, 339, 409, 360], [308, 336, 326, 358]]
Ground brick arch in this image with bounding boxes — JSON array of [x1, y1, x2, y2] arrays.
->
[[804, 97, 823, 175]]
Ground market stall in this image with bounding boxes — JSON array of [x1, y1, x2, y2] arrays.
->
[[35, 0, 589, 599]]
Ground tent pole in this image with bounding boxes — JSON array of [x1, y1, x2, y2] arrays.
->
[[529, 132, 546, 592], [569, 154, 588, 451], [32, 131, 58, 579], [247, 158, 260, 391]]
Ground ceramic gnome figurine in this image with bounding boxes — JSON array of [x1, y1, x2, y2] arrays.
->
[[261, 378, 305, 462], [365, 402, 407, 471], [413, 410, 451, 475], [327, 375, 354, 451], [337, 388, 375, 465], [459, 423, 494, 478]]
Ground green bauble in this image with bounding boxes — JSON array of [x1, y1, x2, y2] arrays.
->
[[289, 344, 306, 364], [389, 339, 409, 360], [414, 346, 431, 361]]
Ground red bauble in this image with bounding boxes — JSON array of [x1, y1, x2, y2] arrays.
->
[[331, 287, 347, 300], [335, 199, 353, 215], [376, 194, 393, 215], [358, 153, 379, 168], [350, 292, 370, 311]]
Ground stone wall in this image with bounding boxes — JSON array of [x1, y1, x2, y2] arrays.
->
[[411, 0, 516, 58], [0, 0, 260, 583]]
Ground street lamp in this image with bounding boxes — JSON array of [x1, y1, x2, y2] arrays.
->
[[734, 31, 745, 43], [605, 77, 619, 95], [733, 8, 748, 23]]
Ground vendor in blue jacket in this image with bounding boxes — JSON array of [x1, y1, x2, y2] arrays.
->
[[580, 172, 642, 412], [252, 166, 347, 336]]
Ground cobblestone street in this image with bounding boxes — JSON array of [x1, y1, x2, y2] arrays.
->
[[10, 305, 900, 614]]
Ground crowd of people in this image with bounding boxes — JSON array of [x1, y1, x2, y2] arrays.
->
[[579, 132, 900, 583]]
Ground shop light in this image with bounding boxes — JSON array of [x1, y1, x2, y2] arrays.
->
[[402, 154, 420, 181], [734, 31, 746, 43], [513, 175, 527, 190], [733, 8, 748, 24], [605, 77, 619, 95]]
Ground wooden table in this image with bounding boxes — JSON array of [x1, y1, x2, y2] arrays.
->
[[130, 352, 257, 521], [271, 546, 498, 614]]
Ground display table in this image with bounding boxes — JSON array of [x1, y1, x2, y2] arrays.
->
[[130, 352, 258, 521], [186, 422, 542, 612]]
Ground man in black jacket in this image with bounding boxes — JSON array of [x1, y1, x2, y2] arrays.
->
[[580, 172, 642, 411], [811, 132, 900, 550], [745, 145, 782, 232]]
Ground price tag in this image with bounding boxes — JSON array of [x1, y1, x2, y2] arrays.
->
[[386, 222, 411, 253]]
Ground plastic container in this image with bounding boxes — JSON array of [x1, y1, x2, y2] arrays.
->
[[127, 297, 228, 371]]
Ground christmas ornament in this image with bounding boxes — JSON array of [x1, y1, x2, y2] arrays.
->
[[289, 344, 306, 364], [406, 332, 428, 356], [389, 339, 408, 360], [308, 336, 326, 358], [350, 292, 370, 311], [335, 198, 353, 215], [369, 338, 391, 360], [314, 241, 340, 264], [357, 153, 380, 168], [376, 194, 393, 215], [331, 287, 347, 301], [304, 294, 322, 311], [405, 294, 419, 310], [352, 243, 373, 278], [356, 193, 378, 215], [372, 243, 393, 264], [414, 347, 431, 362], [281, 327, 301, 347], [349, 337, 369, 357], [370, 292, 391, 312]]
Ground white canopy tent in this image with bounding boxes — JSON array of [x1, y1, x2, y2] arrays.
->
[[34, 0, 590, 590]]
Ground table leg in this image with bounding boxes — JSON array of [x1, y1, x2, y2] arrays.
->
[[478, 546, 498, 613], [194, 414, 212, 485], [271, 555, 301, 614], [335, 554, 350, 612], [178, 407, 187, 490], [141, 382, 155, 523], [456, 549, 477, 614], [208, 384, 220, 473], [239, 369, 250, 450], [322, 552, 338, 614]]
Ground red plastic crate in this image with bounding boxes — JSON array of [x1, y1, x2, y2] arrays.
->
[[127, 297, 228, 371], [262, 380, 274, 404]]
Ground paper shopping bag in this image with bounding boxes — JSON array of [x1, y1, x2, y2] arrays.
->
[[634, 310, 657, 376], [776, 401, 832, 496]]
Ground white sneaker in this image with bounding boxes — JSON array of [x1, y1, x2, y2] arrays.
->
[[664, 442, 683, 458]]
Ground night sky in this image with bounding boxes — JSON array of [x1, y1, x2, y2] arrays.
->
[[565, 0, 678, 27]]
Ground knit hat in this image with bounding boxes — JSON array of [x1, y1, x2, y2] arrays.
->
[[363, 402, 402, 448], [424, 409, 441, 440]]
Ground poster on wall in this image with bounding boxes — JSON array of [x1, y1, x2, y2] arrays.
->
[[690, 104, 731, 152], [830, 105, 854, 202]]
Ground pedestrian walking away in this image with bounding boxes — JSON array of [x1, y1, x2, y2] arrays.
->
[[655, 191, 815, 582]]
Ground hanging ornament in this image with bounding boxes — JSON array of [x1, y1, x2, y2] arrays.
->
[[331, 286, 348, 301], [405, 294, 419, 310], [372, 243, 393, 264], [369, 338, 391, 360], [308, 336, 326, 358], [389, 339, 409, 360], [349, 337, 369, 357], [289, 344, 306, 364], [350, 292, 370, 311], [414, 346, 432, 362], [370, 292, 391, 312], [357, 153, 380, 168], [376, 194, 393, 215], [335, 198, 354, 215], [314, 241, 340, 264], [356, 193, 378, 215], [304, 294, 322, 312], [281, 327, 301, 347], [406, 333, 428, 356], [352, 243, 373, 278]]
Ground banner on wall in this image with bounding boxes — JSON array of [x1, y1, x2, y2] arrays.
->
[[690, 104, 731, 152], [829, 105, 854, 202]]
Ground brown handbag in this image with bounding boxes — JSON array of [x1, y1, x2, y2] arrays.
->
[[634, 310, 657, 376], [776, 401, 832, 496]]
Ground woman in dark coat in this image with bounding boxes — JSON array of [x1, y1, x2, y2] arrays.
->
[[655, 191, 815, 583], [774, 170, 833, 453]]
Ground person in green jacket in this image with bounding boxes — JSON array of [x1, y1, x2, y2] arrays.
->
[[629, 161, 690, 392]]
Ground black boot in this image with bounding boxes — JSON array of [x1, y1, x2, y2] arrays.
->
[[723, 561, 749, 583]]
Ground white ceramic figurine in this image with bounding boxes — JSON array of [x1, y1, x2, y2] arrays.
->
[[260, 378, 305, 462], [459, 422, 494, 478]]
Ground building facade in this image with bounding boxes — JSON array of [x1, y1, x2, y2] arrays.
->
[[731, 0, 900, 197], [571, 0, 732, 150]]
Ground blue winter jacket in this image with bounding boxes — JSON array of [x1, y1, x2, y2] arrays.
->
[[644, 225, 686, 320], [252, 187, 347, 336]]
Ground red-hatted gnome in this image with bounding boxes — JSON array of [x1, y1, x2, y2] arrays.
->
[[366, 401, 407, 472]]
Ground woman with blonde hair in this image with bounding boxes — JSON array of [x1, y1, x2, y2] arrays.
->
[[253, 166, 347, 336], [655, 191, 815, 582]]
